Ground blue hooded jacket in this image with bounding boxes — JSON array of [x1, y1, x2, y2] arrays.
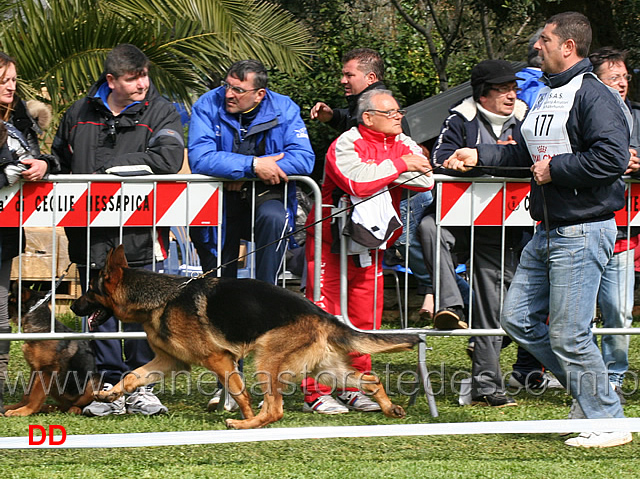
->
[[188, 86, 315, 255]]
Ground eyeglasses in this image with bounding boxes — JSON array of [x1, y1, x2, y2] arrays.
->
[[605, 74, 632, 84], [490, 85, 522, 94], [220, 80, 260, 95], [365, 109, 407, 119]]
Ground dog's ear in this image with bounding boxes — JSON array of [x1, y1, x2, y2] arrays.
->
[[20, 286, 33, 303], [103, 245, 128, 285], [106, 245, 129, 270]]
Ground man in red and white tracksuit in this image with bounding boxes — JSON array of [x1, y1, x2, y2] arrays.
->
[[303, 89, 433, 414]]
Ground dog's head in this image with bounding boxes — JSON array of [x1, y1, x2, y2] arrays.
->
[[8, 283, 51, 325], [71, 245, 129, 331]]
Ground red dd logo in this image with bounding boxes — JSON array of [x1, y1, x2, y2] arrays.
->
[[28, 425, 67, 445]]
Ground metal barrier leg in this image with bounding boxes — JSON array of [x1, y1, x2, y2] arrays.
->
[[409, 334, 439, 417], [384, 269, 405, 328]]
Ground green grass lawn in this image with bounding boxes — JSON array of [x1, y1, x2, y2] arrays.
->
[[2, 325, 640, 478]]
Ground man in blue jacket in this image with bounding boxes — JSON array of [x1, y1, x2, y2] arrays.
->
[[445, 12, 633, 448], [188, 60, 314, 412], [189, 59, 314, 284]]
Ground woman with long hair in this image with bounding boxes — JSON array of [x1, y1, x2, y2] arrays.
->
[[0, 52, 59, 413]]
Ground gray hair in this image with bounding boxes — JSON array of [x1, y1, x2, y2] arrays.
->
[[357, 89, 394, 123]]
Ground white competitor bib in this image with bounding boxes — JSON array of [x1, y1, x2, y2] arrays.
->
[[522, 72, 632, 163]]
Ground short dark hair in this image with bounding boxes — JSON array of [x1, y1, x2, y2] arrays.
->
[[226, 59, 268, 89], [104, 44, 150, 78], [546, 11, 592, 58], [589, 46, 628, 76], [342, 48, 384, 81]]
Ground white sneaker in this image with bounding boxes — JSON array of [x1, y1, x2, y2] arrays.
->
[[565, 431, 633, 448], [542, 373, 563, 389], [337, 391, 382, 412], [82, 383, 126, 417], [302, 395, 349, 415], [207, 388, 239, 412], [126, 386, 168, 415]]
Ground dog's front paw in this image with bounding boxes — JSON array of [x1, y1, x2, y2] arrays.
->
[[383, 404, 406, 419], [96, 389, 122, 402], [4, 408, 32, 417]]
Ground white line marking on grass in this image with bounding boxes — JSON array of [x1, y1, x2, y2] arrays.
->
[[2, 419, 640, 449]]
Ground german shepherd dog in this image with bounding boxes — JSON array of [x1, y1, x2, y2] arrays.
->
[[5, 285, 101, 416], [71, 245, 421, 429]]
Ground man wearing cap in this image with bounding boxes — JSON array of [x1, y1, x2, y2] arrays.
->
[[418, 59, 531, 407]]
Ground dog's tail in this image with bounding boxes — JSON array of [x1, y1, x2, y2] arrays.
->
[[337, 328, 422, 355]]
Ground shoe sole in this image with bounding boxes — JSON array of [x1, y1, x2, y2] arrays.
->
[[471, 399, 518, 408], [302, 405, 349, 415], [433, 312, 468, 330], [83, 409, 126, 417], [340, 403, 382, 412], [565, 433, 633, 448], [127, 408, 168, 416]]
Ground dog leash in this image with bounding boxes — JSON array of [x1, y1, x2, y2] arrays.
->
[[178, 166, 443, 287], [26, 262, 74, 314], [180, 162, 541, 287]]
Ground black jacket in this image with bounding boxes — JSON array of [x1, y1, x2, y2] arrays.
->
[[477, 58, 630, 227], [328, 81, 387, 132], [52, 75, 184, 268], [431, 96, 529, 178], [1, 98, 60, 263]]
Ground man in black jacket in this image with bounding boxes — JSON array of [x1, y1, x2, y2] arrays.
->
[[424, 60, 531, 408], [310, 48, 386, 132], [53, 44, 184, 417], [445, 12, 632, 448]]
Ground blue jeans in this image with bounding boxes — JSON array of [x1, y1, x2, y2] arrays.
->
[[501, 219, 624, 419], [396, 192, 433, 292], [597, 248, 634, 387]]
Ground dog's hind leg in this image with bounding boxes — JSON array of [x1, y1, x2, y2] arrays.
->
[[313, 352, 407, 419], [4, 372, 50, 416], [202, 352, 254, 421], [347, 371, 406, 419]]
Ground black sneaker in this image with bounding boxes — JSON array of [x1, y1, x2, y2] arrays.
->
[[433, 306, 468, 330], [509, 370, 545, 389], [471, 393, 517, 408]]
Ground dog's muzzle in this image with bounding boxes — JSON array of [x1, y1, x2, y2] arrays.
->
[[70, 298, 112, 331]]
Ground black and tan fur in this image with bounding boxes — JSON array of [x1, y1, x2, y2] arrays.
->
[[71, 245, 421, 429], [5, 285, 101, 416]]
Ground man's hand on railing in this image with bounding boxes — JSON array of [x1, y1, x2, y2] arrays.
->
[[401, 154, 431, 174], [626, 148, 640, 175], [254, 153, 288, 185], [443, 148, 478, 172]]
